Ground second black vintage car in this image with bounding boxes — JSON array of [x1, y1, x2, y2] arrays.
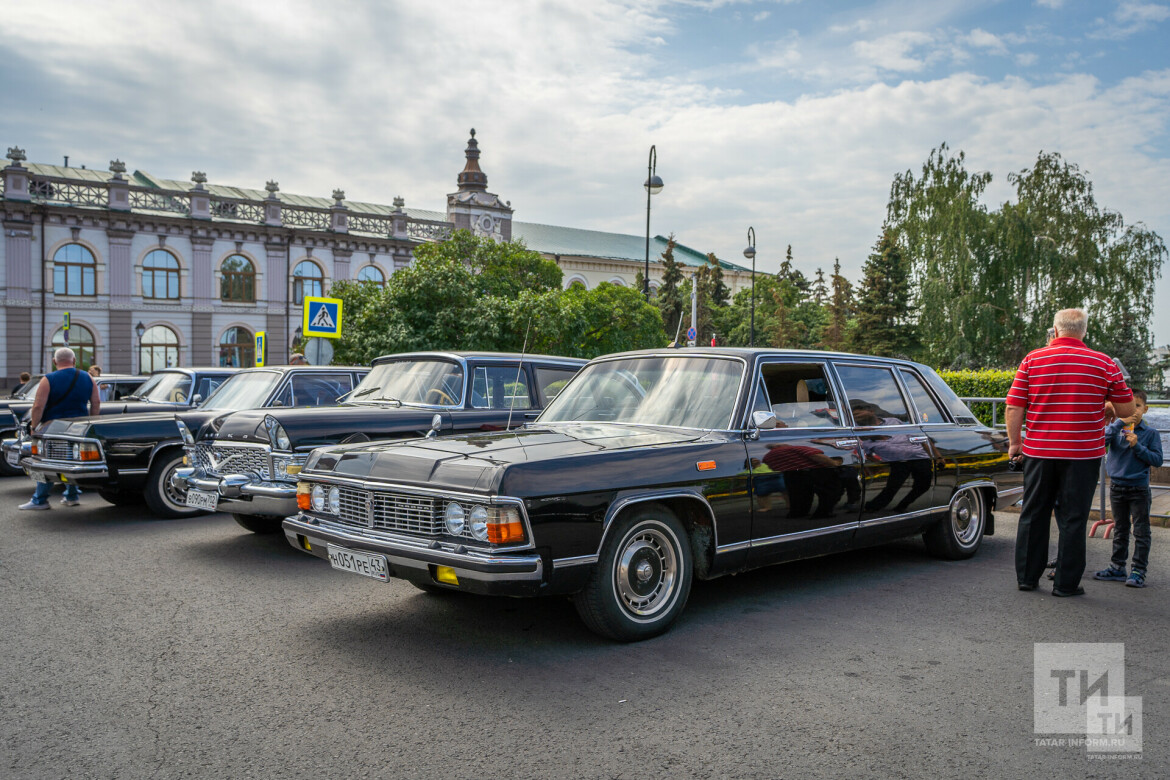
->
[[23, 365, 366, 517], [283, 348, 1022, 641], [173, 352, 586, 534]]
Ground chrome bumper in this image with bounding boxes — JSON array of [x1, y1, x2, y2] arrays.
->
[[23, 457, 109, 481], [172, 467, 298, 516], [283, 514, 546, 596], [2, 437, 30, 466]]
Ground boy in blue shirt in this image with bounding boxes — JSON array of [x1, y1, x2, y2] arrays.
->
[[1094, 389, 1164, 588]]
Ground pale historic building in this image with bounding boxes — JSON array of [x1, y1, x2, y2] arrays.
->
[[1, 132, 750, 383]]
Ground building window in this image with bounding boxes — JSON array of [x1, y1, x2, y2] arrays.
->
[[51, 324, 96, 369], [142, 249, 181, 300], [221, 255, 256, 302], [356, 265, 385, 286], [53, 244, 97, 297], [218, 326, 254, 367], [139, 325, 180, 373], [293, 260, 324, 304]]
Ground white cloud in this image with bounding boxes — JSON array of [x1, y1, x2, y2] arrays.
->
[[1117, 1, 1170, 23], [852, 31, 938, 73], [1016, 52, 1039, 66], [964, 28, 1008, 55], [1036, 0, 1065, 9], [1090, 1, 1170, 38], [753, 11, 771, 22]]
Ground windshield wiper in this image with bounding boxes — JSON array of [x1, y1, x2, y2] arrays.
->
[[373, 395, 403, 406], [351, 386, 382, 398]]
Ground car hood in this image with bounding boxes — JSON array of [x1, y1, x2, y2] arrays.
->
[[307, 424, 716, 493], [42, 409, 220, 440], [196, 404, 447, 447]]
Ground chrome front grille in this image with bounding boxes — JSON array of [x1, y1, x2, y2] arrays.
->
[[44, 440, 75, 461], [335, 487, 441, 535], [194, 442, 270, 480]]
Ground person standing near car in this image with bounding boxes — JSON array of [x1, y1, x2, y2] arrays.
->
[[18, 348, 101, 510], [1007, 309, 1135, 596]]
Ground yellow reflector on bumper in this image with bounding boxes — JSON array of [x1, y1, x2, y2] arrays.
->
[[434, 566, 459, 585]]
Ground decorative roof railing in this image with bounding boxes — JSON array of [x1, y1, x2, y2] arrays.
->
[[10, 168, 451, 242]]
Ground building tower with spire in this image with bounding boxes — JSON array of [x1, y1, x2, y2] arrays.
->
[[446, 129, 513, 241]]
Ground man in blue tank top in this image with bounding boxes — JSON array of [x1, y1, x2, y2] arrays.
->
[[19, 348, 101, 510]]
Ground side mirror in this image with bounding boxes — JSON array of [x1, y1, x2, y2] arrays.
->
[[426, 413, 442, 439], [748, 410, 778, 440], [191, 394, 203, 406]]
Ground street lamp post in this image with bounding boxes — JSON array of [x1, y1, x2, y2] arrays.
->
[[134, 321, 146, 373], [643, 145, 663, 299], [743, 227, 756, 347]]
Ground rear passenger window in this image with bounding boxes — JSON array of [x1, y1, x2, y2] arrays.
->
[[289, 373, 353, 407], [471, 365, 532, 410], [900, 370, 947, 424], [835, 365, 911, 426], [534, 367, 578, 406], [756, 363, 841, 428]]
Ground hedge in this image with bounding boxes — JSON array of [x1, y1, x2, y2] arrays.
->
[[937, 369, 1016, 427]]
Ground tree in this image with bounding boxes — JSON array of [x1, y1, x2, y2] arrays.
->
[[851, 229, 916, 358], [812, 267, 828, 306], [822, 258, 854, 352], [413, 228, 562, 297], [655, 234, 686, 338]]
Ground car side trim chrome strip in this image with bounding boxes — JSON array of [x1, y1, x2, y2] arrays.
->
[[997, 485, 1024, 498], [857, 506, 946, 528], [552, 554, 599, 569], [740, 521, 859, 550]]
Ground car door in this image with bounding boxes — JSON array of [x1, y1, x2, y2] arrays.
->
[[746, 359, 862, 566], [455, 362, 534, 433], [896, 367, 954, 508], [834, 363, 937, 544]]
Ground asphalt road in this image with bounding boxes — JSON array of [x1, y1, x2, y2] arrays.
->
[[2, 476, 1168, 779]]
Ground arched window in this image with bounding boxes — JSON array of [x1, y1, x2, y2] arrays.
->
[[139, 325, 180, 373], [356, 265, 385, 286], [221, 255, 256, 302], [53, 244, 97, 297], [142, 249, 181, 300], [51, 324, 97, 369], [218, 326, 254, 367], [293, 261, 324, 304]]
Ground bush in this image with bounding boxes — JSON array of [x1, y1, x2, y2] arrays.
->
[[937, 369, 1016, 427]]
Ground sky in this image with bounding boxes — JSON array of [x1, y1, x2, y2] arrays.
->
[[2, 0, 1168, 345]]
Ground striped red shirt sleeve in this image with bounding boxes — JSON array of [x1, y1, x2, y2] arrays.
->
[[1006, 355, 1030, 408]]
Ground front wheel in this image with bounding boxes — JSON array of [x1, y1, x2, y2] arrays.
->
[[924, 488, 986, 559], [232, 514, 283, 534], [143, 451, 203, 519], [573, 506, 693, 642]]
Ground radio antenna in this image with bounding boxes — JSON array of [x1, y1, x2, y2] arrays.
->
[[505, 317, 532, 434]]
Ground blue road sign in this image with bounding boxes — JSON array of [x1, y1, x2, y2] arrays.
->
[[302, 296, 344, 339]]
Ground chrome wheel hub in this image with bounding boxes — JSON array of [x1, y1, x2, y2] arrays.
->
[[951, 491, 982, 546], [615, 527, 678, 618]]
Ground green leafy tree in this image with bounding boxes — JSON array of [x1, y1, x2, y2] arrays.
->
[[821, 258, 854, 351], [851, 229, 916, 358]]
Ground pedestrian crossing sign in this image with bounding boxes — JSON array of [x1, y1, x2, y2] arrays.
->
[[302, 296, 343, 339]]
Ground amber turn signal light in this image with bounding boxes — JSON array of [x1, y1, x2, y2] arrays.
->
[[296, 482, 312, 511]]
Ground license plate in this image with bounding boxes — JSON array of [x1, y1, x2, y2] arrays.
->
[[327, 544, 389, 582], [5, 450, 18, 466], [185, 488, 219, 511], [31, 471, 48, 483]]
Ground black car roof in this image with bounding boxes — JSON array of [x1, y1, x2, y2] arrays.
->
[[371, 351, 587, 367], [591, 347, 932, 371]]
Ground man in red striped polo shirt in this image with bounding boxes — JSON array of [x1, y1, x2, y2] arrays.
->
[[1006, 308, 1135, 596]]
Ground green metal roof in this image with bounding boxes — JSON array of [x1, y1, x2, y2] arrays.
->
[[511, 221, 748, 271]]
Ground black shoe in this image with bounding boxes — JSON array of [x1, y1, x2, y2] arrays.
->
[[1046, 558, 1058, 569], [1052, 586, 1086, 597], [1046, 569, 1055, 580], [1018, 583, 1038, 591]]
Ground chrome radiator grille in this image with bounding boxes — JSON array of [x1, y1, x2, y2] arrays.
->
[[44, 440, 75, 461], [335, 487, 441, 535], [193, 442, 270, 480]]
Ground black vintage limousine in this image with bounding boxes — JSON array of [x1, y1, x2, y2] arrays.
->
[[23, 365, 365, 517], [174, 352, 586, 534], [284, 348, 1022, 641]]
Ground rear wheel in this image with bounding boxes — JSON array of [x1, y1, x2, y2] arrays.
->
[[232, 514, 283, 534], [0, 456, 23, 477], [924, 488, 986, 559], [573, 505, 693, 642], [143, 450, 202, 519], [98, 488, 145, 507]]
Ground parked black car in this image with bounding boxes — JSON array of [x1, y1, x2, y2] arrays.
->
[[283, 348, 1023, 641], [174, 352, 586, 534], [1, 373, 148, 476], [22, 365, 366, 517]]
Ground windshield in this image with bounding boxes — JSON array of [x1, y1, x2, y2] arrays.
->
[[539, 355, 745, 429], [13, 377, 41, 399], [133, 372, 193, 404], [346, 360, 465, 407], [199, 371, 283, 411]]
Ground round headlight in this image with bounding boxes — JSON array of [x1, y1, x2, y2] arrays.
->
[[311, 484, 325, 511], [470, 506, 489, 541], [327, 486, 340, 515], [444, 502, 465, 535]]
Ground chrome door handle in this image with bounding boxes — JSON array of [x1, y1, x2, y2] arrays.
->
[[835, 439, 859, 448], [908, 436, 930, 443]]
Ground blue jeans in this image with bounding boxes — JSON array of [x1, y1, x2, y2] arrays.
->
[[31, 480, 79, 506]]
